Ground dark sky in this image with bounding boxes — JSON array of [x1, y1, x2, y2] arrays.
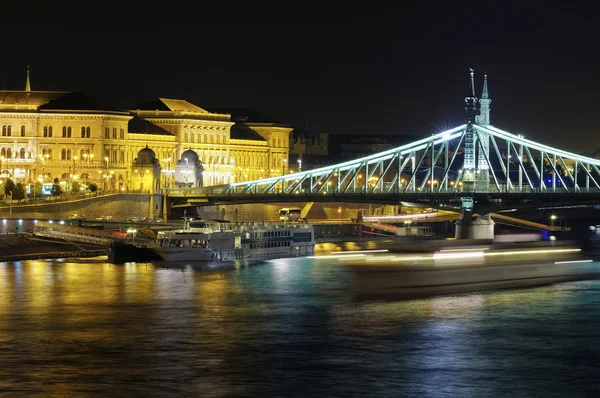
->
[[4, 1, 600, 153]]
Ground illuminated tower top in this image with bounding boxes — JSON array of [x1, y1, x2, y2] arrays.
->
[[464, 68, 478, 124], [25, 65, 31, 92], [476, 71, 491, 126]]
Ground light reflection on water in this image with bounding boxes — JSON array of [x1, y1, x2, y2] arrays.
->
[[0, 256, 599, 397]]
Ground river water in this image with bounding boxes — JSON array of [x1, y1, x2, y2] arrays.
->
[[1, 253, 599, 397]]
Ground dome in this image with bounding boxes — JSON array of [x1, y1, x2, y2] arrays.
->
[[181, 148, 199, 163], [178, 148, 202, 167], [134, 146, 157, 165]]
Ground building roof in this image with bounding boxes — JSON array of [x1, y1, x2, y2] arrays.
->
[[136, 98, 210, 113], [204, 107, 285, 124], [0, 90, 69, 110], [128, 117, 173, 136], [230, 122, 267, 141], [39, 92, 126, 114]]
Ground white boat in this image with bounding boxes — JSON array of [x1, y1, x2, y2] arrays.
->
[[153, 218, 315, 264]]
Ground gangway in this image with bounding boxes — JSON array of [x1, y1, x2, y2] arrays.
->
[[489, 213, 570, 232], [34, 220, 128, 245]]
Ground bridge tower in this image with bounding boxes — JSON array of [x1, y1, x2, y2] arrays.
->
[[462, 69, 478, 192], [475, 71, 491, 191]]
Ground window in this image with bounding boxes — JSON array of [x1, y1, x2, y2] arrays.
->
[[19, 148, 25, 159], [67, 149, 71, 160], [48, 148, 52, 159], [105, 127, 110, 138], [68, 126, 72, 137], [1, 125, 5, 136], [81, 127, 85, 138], [61, 149, 67, 160], [62, 126, 67, 137], [0, 148, 5, 157], [6, 148, 11, 158], [20, 126, 25, 137], [112, 128, 117, 139], [43, 126, 48, 137], [6, 125, 11, 136], [120, 128, 124, 139], [48, 126, 53, 137], [86, 127, 90, 138]]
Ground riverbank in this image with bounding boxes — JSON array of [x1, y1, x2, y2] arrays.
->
[[0, 234, 106, 262]]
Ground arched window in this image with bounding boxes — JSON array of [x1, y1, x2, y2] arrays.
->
[[48, 126, 53, 137], [67, 126, 72, 137], [43, 126, 48, 137], [86, 127, 91, 138], [20, 126, 25, 136], [7, 125, 11, 136], [1, 125, 6, 136], [62, 126, 67, 137], [81, 127, 86, 138], [19, 148, 25, 159], [120, 128, 124, 139], [48, 148, 53, 159], [61, 149, 67, 160], [0, 148, 5, 157], [105, 127, 109, 138], [67, 149, 71, 160], [6, 148, 11, 158], [42, 148, 47, 157]]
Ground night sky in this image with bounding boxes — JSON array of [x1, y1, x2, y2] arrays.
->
[[4, 2, 600, 153]]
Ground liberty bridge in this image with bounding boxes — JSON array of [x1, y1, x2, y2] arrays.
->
[[164, 70, 600, 217]]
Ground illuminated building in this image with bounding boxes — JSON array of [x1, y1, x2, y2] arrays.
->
[[0, 69, 291, 188]]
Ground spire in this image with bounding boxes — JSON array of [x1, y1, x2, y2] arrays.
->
[[25, 65, 31, 92], [481, 71, 489, 99], [468, 68, 476, 97], [464, 68, 478, 124], [476, 71, 492, 126]]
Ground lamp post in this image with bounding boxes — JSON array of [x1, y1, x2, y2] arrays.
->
[[73, 155, 78, 180], [127, 228, 137, 245], [298, 158, 302, 173], [104, 156, 109, 191], [550, 214, 557, 227], [282, 158, 287, 175]]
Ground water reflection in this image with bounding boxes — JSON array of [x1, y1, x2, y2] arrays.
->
[[0, 257, 599, 396]]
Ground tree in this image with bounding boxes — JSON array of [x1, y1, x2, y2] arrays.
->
[[34, 181, 43, 198], [12, 182, 26, 201], [89, 182, 98, 192], [51, 178, 62, 196], [27, 181, 44, 199], [4, 179, 15, 196], [72, 181, 81, 194]]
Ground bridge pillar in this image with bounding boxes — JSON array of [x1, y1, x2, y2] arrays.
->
[[455, 213, 495, 240], [454, 197, 495, 240]]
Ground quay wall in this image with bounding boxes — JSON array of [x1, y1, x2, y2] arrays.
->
[[1, 196, 398, 223]]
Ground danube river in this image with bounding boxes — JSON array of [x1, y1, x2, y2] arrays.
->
[[1, 252, 599, 397]]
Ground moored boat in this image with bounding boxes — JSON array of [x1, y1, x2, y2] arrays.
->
[[153, 218, 315, 264]]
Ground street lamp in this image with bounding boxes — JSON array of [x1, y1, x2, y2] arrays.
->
[[104, 156, 109, 191], [127, 228, 137, 245], [550, 214, 557, 227], [73, 155, 78, 179]]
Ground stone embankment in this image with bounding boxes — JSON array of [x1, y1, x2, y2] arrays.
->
[[0, 233, 106, 262]]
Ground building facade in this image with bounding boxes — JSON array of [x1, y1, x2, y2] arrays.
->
[[0, 77, 291, 190]]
